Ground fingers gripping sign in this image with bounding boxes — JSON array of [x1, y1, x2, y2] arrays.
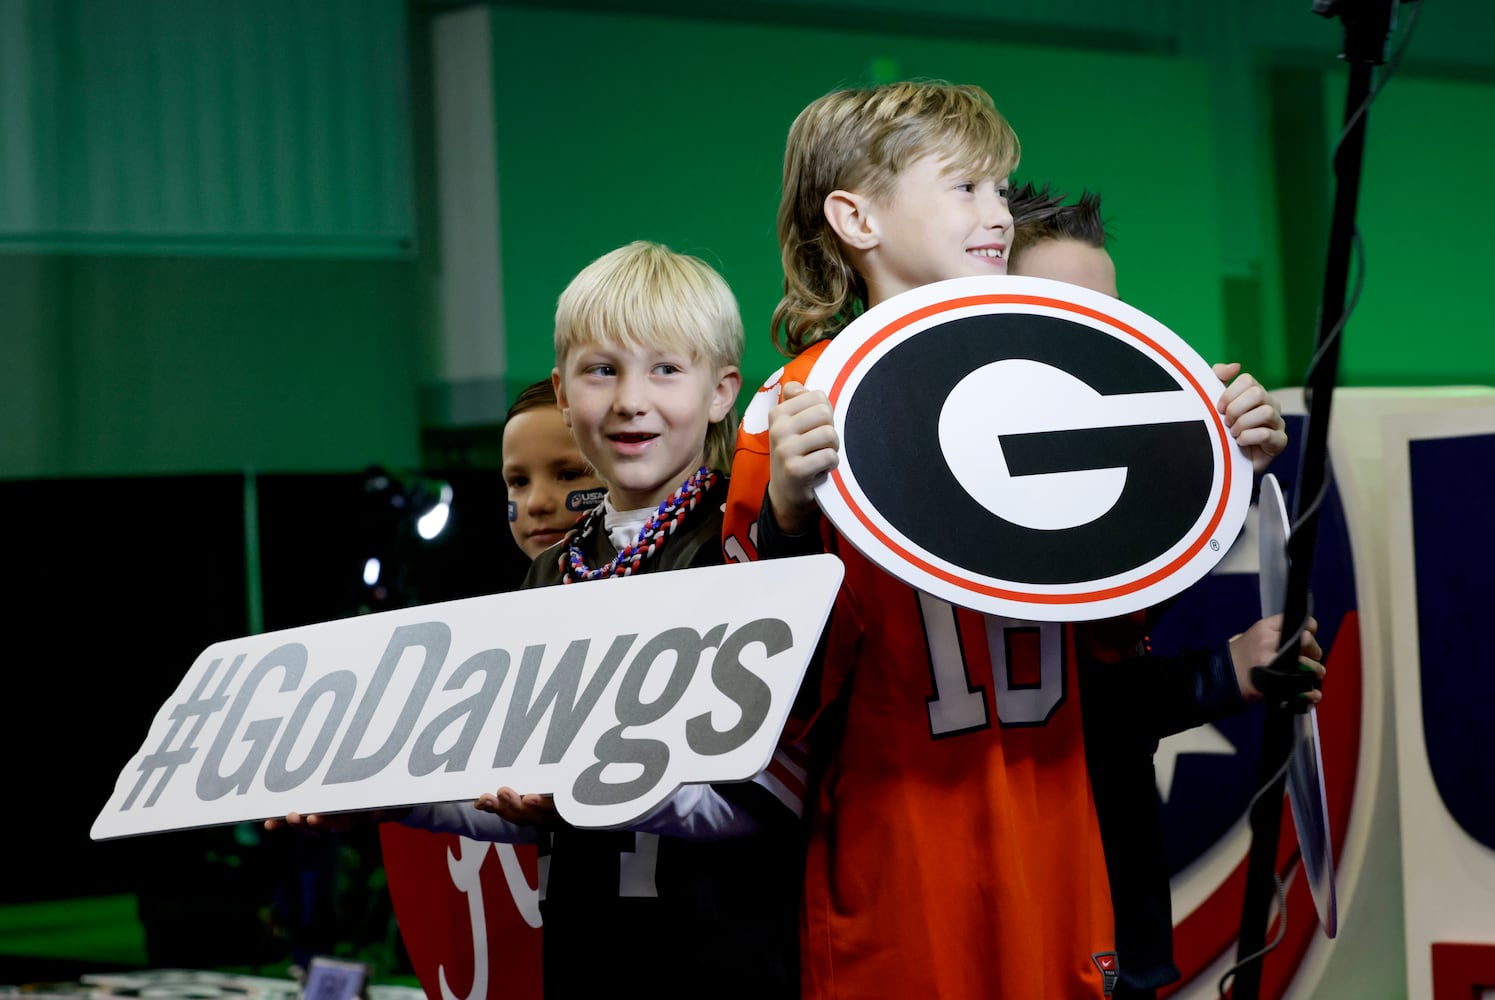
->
[[1232, 614, 1326, 705], [799, 275, 1253, 622], [476, 788, 560, 829], [767, 381, 840, 535], [1214, 362, 1288, 475]]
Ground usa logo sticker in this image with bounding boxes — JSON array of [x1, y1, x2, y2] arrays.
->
[[804, 275, 1251, 621]]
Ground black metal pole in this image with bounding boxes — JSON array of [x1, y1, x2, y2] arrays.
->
[[1230, 2, 1397, 995]]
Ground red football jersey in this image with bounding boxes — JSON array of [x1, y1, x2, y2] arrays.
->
[[725, 342, 1118, 998]]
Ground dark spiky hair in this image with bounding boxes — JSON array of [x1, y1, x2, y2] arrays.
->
[[1009, 182, 1110, 264]]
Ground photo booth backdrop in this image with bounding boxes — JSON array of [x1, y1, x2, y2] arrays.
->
[[3, 0, 1493, 991]]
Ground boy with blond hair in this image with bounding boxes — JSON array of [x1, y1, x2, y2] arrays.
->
[[725, 82, 1293, 998], [281, 242, 802, 998]]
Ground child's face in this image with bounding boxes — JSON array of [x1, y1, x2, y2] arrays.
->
[[1010, 237, 1118, 298], [502, 406, 604, 558], [858, 154, 1013, 304], [555, 341, 739, 512]]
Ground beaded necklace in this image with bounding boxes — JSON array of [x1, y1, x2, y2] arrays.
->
[[560, 467, 718, 584]]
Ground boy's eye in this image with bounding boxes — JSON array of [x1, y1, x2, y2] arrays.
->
[[587, 364, 616, 377], [997, 186, 1010, 200], [655, 363, 682, 375], [955, 182, 975, 193], [558, 468, 585, 482], [506, 476, 529, 490]]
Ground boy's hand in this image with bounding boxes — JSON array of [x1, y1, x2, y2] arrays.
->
[[476, 787, 560, 829], [767, 381, 840, 535], [263, 807, 411, 834], [1214, 362, 1287, 474], [1230, 614, 1324, 704]]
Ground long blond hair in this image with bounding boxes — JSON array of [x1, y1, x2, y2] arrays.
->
[[773, 81, 1020, 356]]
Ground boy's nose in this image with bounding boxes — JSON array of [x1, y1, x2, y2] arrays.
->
[[527, 488, 557, 514], [985, 195, 1013, 232], [612, 373, 647, 414]]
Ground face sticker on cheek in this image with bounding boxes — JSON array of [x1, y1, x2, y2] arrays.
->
[[507, 500, 518, 522], [567, 488, 606, 513]]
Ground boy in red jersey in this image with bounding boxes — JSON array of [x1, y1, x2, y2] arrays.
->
[[724, 82, 1316, 998]]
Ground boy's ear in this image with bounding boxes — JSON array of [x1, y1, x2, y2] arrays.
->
[[551, 369, 571, 426], [824, 189, 878, 251], [710, 366, 743, 423]]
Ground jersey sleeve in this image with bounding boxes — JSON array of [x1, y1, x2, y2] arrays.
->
[[1076, 615, 1246, 742], [719, 345, 839, 820], [721, 345, 828, 566]]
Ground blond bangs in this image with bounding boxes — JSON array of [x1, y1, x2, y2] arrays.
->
[[940, 119, 1021, 187], [555, 242, 743, 372], [555, 241, 744, 474], [850, 82, 1021, 199]]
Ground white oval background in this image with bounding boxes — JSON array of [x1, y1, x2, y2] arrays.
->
[[803, 274, 1252, 621]]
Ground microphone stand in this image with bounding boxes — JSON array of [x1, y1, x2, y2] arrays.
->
[[1229, 2, 1399, 997]]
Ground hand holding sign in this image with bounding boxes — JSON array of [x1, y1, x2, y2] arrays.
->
[[476, 788, 560, 828], [94, 555, 843, 838], [1230, 614, 1324, 706], [264, 806, 413, 834], [1213, 361, 1289, 474], [766, 380, 841, 536], [802, 274, 1253, 621]]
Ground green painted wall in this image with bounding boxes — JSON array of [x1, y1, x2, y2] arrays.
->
[[488, 8, 1495, 402], [0, 0, 424, 481], [1327, 74, 1495, 386], [1, 255, 423, 478], [0, 0, 413, 253], [489, 6, 1226, 398], [5, 6, 1490, 484]]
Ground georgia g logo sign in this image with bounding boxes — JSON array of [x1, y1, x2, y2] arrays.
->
[[804, 275, 1251, 622]]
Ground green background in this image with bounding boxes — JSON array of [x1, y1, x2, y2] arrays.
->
[[3, 0, 1492, 987], [489, 7, 1228, 398], [3, 1, 1492, 485]]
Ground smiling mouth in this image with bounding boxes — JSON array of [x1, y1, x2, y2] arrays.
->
[[609, 432, 658, 444], [969, 247, 1006, 260]]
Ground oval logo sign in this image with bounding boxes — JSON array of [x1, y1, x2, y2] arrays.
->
[[804, 275, 1251, 621]]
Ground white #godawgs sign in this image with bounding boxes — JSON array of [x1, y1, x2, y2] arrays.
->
[[806, 275, 1252, 621], [93, 555, 843, 839]]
